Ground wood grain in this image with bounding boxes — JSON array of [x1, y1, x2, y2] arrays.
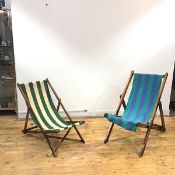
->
[[0, 115, 175, 175]]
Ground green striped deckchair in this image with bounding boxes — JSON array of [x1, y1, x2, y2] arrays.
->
[[104, 71, 168, 157], [17, 79, 85, 157]]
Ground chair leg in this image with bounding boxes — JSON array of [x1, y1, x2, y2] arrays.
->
[[139, 126, 151, 157], [22, 109, 30, 134], [73, 126, 85, 143], [29, 126, 84, 157], [159, 102, 166, 132], [54, 128, 72, 153], [42, 128, 75, 157], [43, 131, 57, 157], [52, 127, 84, 156], [104, 122, 114, 144]]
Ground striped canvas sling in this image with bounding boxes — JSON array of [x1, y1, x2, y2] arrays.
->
[[19, 79, 84, 131], [104, 73, 162, 131]]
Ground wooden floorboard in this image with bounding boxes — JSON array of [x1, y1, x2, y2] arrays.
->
[[0, 115, 175, 175]]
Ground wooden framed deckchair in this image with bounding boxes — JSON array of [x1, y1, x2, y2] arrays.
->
[[104, 71, 168, 157], [17, 79, 85, 157]]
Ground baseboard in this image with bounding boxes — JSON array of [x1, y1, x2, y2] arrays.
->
[[17, 110, 116, 118], [17, 109, 170, 118]]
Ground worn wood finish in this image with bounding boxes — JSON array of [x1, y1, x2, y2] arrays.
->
[[115, 70, 134, 115], [139, 72, 168, 157], [104, 71, 134, 143], [1, 115, 175, 175], [104, 72, 168, 157], [47, 79, 85, 143], [17, 81, 85, 157]]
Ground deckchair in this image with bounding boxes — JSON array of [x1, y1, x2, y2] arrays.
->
[[17, 79, 85, 157], [104, 71, 168, 157]]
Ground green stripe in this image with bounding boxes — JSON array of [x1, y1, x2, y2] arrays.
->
[[20, 84, 39, 126], [20, 84, 28, 97], [29, 82, 53, 129], [43, 80, 67, 125], [36, 81, 67, 128]]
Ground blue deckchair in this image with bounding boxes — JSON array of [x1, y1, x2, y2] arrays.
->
[[104, 71, 168, 157]]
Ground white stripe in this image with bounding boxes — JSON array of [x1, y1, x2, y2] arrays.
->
[[26, 83, 66, 131], [33, 83, 63, 130], [25, 83, 49, 130], [40, 81, 71, 128]]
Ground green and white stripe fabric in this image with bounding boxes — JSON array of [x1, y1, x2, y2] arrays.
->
[[19, 79, 84, 131]]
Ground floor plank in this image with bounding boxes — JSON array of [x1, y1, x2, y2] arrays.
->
[[0, 115, 175, 175]]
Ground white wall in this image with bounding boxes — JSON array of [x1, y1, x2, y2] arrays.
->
[[11, 0, 175, 117]]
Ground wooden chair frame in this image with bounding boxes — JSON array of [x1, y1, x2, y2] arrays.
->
[[104, 71, 168, 157], [17, 79, 85, 157]]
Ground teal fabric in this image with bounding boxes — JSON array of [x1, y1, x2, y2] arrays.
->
[[105, 73, 163, 131]]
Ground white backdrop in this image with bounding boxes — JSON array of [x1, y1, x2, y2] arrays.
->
[[11, 0, 175, 117]]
